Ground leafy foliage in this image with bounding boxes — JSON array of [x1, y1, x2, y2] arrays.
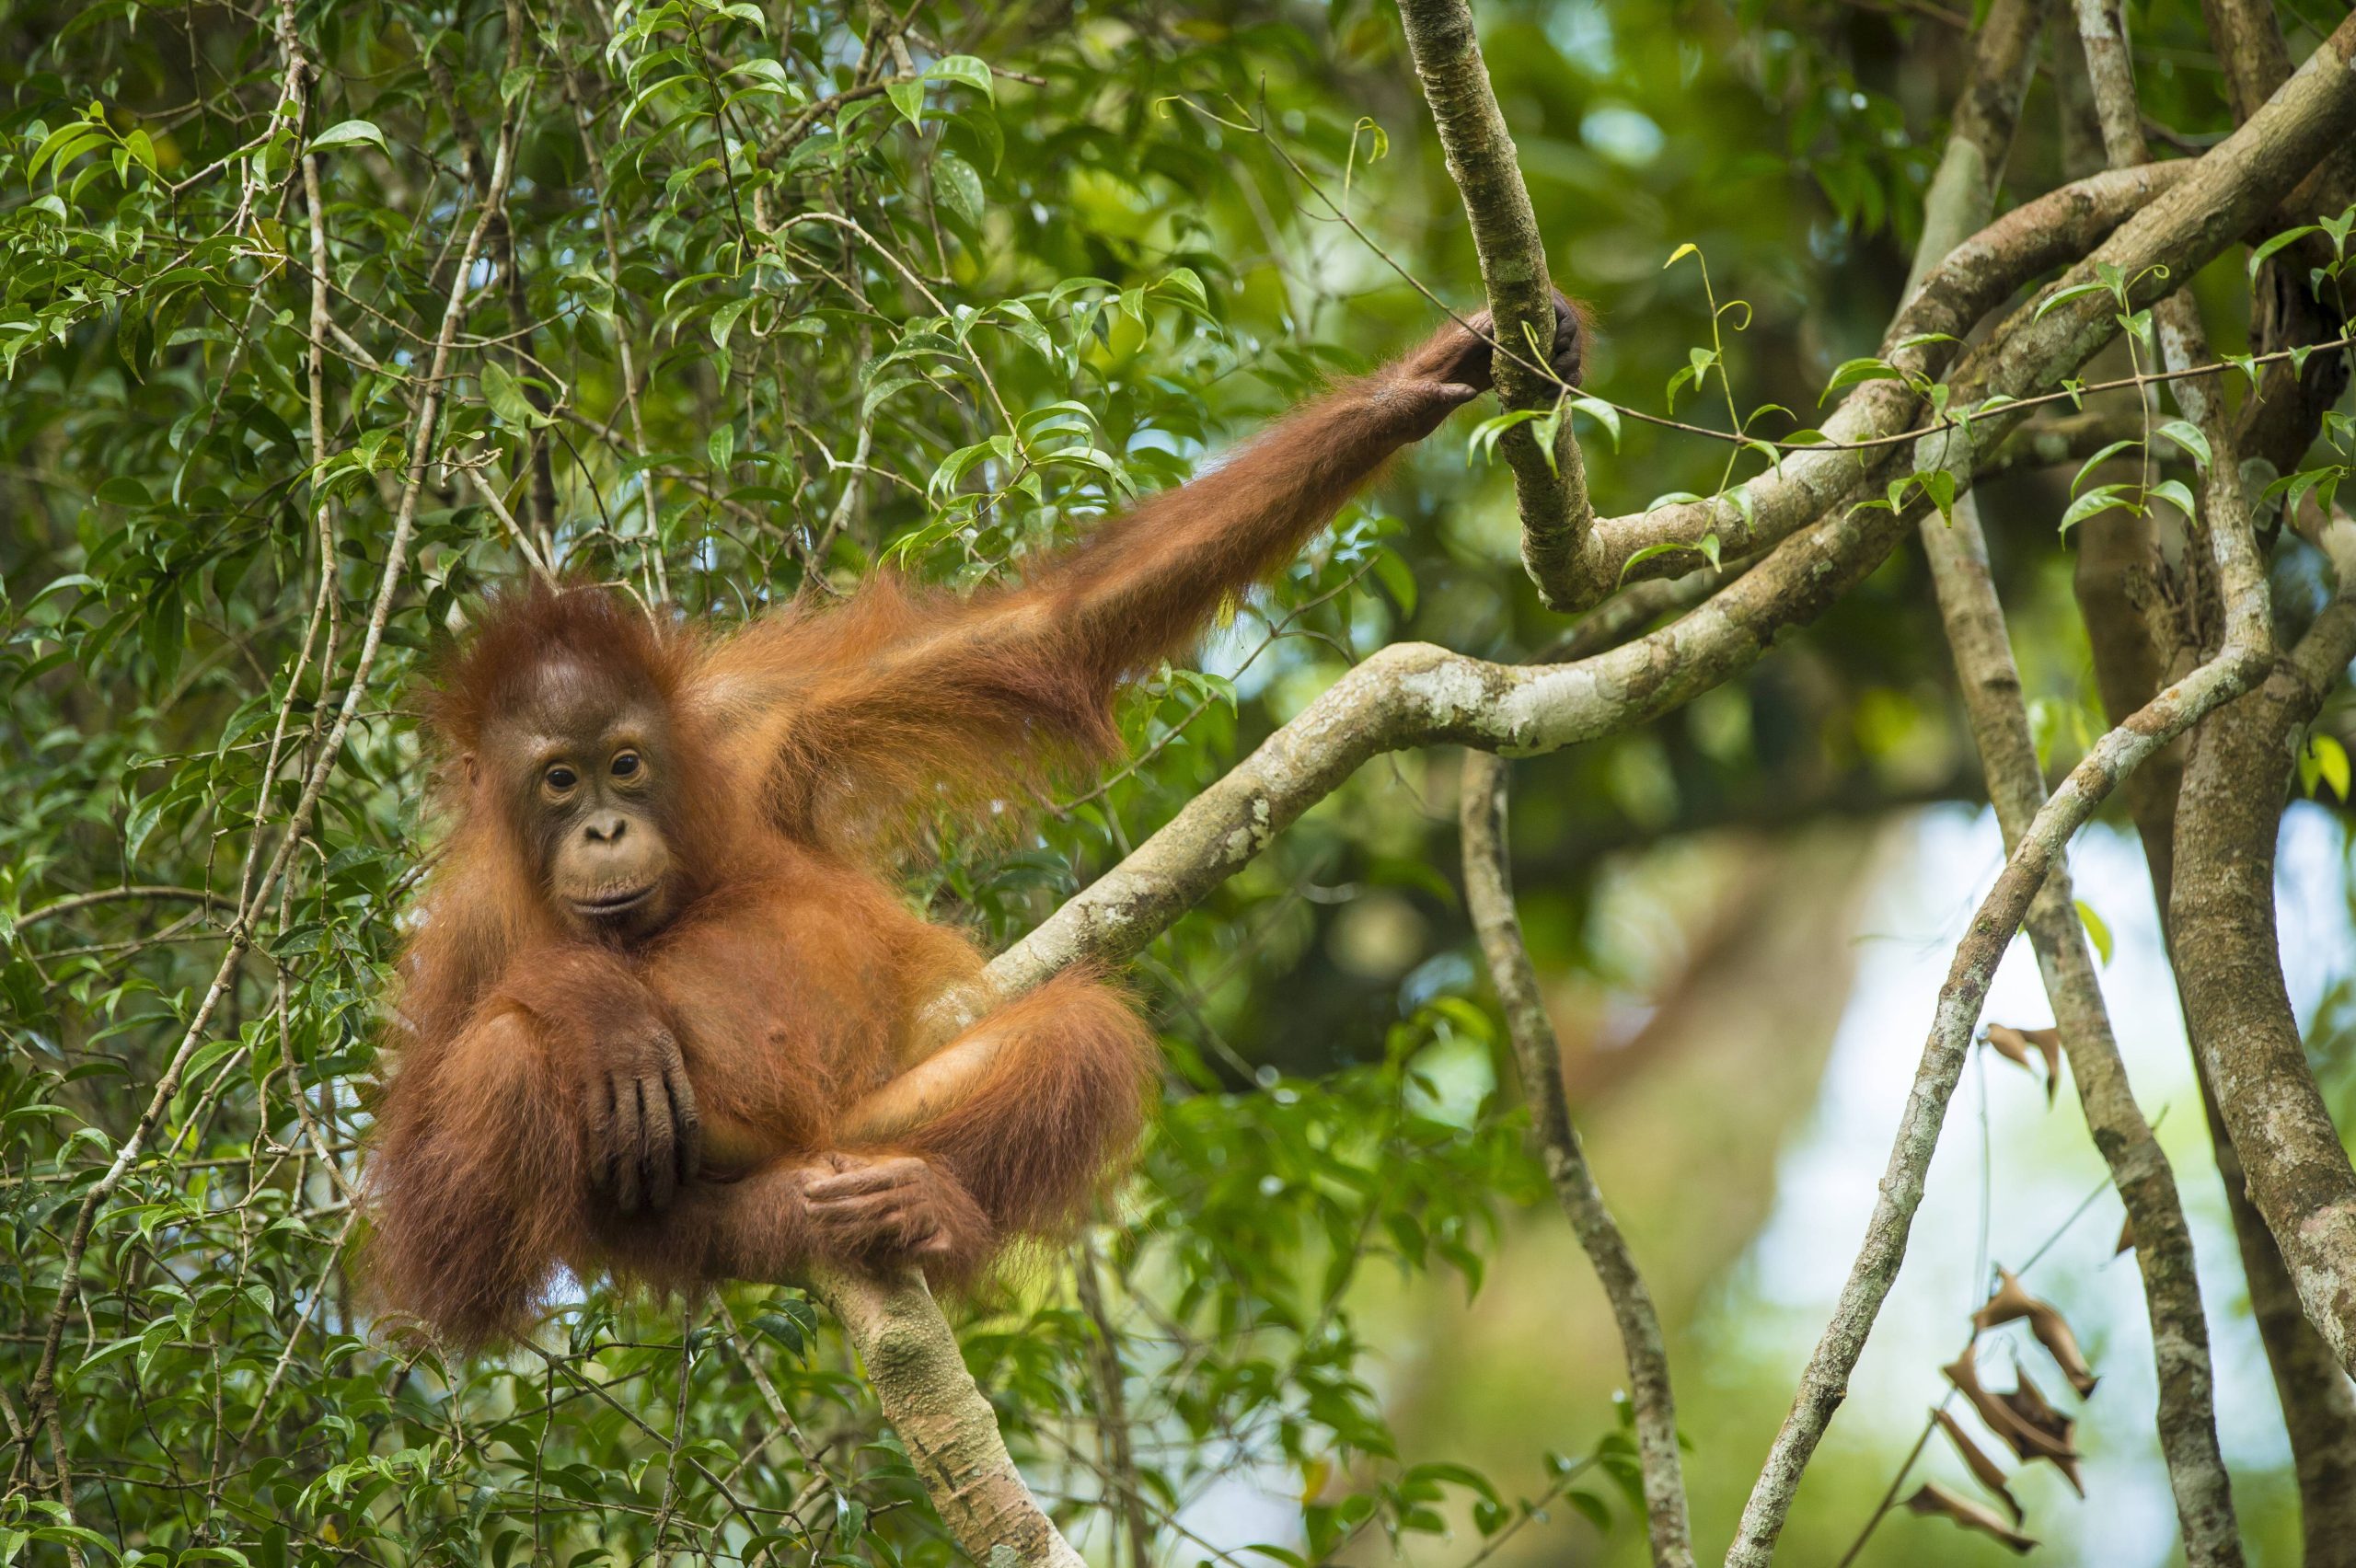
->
[[9, 0, 2348, 1561], [0, 1, 1609, 1560]]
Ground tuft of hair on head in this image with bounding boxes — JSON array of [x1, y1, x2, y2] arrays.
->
[[417, 577, 699, 757]]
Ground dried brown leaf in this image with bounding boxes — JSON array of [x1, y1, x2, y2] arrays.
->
[[1999, 1367, 2086, 1498], [1943, 1344, 2075, 1464], [1986, 1023, 2038, 1071], [1934, 1406, 2024, 1524], [1974, 1268, 2098, 1397], [1905, 1482, 2038, 1553], [1985, 1024, 2064, 1104]]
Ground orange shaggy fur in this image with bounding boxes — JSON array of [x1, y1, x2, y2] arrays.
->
[[362, 302, 1578, 1347]]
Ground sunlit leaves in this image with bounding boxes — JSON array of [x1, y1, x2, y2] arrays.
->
[[2303, 732, 2351, 803], [2058, 482, 2139, 536], [1, 0, 1562, 1557], [307, 119, 388, 155]]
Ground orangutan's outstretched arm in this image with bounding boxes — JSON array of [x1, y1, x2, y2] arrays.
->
[[916, 292, 1586, 691], [735, 294, 1586, 840]]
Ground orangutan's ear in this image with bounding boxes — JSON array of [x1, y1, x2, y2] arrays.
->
[[461, 751, 479, 790]]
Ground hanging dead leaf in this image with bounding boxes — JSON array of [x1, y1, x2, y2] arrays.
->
[[2000, 1367, 2086, 1498], [1974, 1268, 2098, 1397], [1944, 1344, 2074, 1463], [1986, 1023, 2037, 1071], [1984, 1024, 2063, 1104], [1905, 1482, 2038, 1553], [1934, 1406, 2024, 1524]]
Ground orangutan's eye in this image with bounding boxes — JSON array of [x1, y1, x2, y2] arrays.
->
[[610, 752, 641, 779], [546, 765, 578, 791]]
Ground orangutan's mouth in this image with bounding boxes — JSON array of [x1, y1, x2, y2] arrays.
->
[[571, 885, 655, 917]]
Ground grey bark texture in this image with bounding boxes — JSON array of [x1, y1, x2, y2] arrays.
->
[[1461, 749, 1692, 1568], [816, 1266, 1086, 1567], [1395, 0, 1595, 608]]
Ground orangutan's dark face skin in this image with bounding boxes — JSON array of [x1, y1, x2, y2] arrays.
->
[[483, 666, 681, 940]]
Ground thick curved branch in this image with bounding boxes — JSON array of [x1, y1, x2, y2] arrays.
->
[[986, 478, 1906, 994], [1561, 159, 2182, 605], [1461, 751, 1691, 1568], [987, 158, 2227, 995], [1395, 0, 1594, 609], [2173, 580, 2356, 1385], [814, 1266, 1085, 1567]]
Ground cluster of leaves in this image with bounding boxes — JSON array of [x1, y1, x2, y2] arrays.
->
[[0, 0, 1634, 1562]]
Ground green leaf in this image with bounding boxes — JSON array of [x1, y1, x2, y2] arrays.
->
[[1917, 467, 1956, 526], [2248, 224, 2319, 285], [887, 77, 926, 128], [2148, 478, 2199, 518], [933, 150, 984, 227], [1618, 539, 1712, 582], [479, 361, 552, 429], [1567, 394, 1621, 451], [925, 54, 995, 101], [1464, 407, 1547, 467], [2059, 482, 2138, 536], [308, 119, 387, 155], [2302, 732, 2350, 802], [1820, 357, 1899, 404], [2075, 899, 2114, 966], [1370, 548, 1417, 616], [2154, 419, 2212, 469], [2034, 280, 2110, 320], [2072, 439, 2142, 494], [29, 117, 107, 181]]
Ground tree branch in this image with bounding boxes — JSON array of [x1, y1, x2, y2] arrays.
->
[[1461, 749, 1692, 1568], [1394, 0, 1595, 609], [2063, 7, 2356, 1550], [983, 153, 2221, 996], [1923, 493, 2245, 1557], [814, 1267, 1084, 1566], [1719, 38, 2356, 1553], [935, 18, 2356, 1558], [1900, 10, 2245, 1559], [2173, 574, 2356, 1384], [1727, 617, 2273, 1567]]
